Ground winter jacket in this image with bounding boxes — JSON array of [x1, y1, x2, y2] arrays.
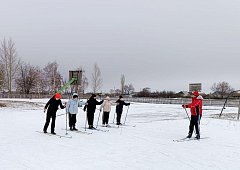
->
[[44, 97, 65, 114], [187, 95, 203, 116], [100, 99, 112, 112], [84, 96, 103, 114], [115, 99, 130, 114], [66, 98, 82, 114]]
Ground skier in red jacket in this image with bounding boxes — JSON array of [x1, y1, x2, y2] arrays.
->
[[182, 91, 203, 139]]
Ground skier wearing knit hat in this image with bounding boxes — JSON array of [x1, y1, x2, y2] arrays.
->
[[182, 91, 203, 139], [43, 92, 66, 134]]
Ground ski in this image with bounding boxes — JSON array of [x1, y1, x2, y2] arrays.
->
[[101, 124, 120, 128], [88, 128, 109, 132], [36, 131, 72, 138], [61, 129, 92, 135], [110, 123, 136, 128], [173, 137, 209, 142]]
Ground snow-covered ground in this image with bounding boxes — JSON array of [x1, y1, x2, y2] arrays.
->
[[0, 98, 240, 170]]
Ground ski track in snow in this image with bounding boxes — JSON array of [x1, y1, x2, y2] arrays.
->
[[0, 99, 240, 169]]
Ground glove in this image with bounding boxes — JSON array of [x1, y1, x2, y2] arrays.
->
[[182, 104, 185, 108], [44, 108, 46, 113], [128, 103, 131, 106]]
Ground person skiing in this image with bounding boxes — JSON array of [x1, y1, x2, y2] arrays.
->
[[66, 93, 82, 131], [43, 92, 65, 134], [100, 96, 113, 127], [83, 94, 103, 129], [182, 91, 203, 139], [115, 95, 130, 125]]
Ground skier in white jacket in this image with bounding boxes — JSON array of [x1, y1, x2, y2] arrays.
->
[[100, 96, 113, 127]]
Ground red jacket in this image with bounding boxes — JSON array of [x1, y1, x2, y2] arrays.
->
[[187, 95, 203, 116]]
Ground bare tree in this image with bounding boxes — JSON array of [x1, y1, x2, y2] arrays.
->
[[137, 87, 151, 97], [124, 84, 135, 95], [110, 88, 121, 96], [0, 38, 20, 93], [211, 81, 234, 98], [34, 67, 46, 95], [43, 61, 62, 94], [120, 74, 125, 94], [91, 63, 102, 93], [0, 63, 4, 90], [82, 71, 88, 94], [15, 63, 40, 94]]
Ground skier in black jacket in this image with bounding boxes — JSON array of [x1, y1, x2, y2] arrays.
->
[[43, 93, 65, 134], [115, 95, 130, 125], [83, 94, 103, 129]]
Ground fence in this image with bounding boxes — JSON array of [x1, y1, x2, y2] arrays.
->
[[124, 97, 240, 107], [0, 94, 239, 107]]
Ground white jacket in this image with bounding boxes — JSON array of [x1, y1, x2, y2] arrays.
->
[[100, 99, 112, 112]]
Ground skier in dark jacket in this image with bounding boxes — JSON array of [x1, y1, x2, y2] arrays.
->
[[83, 94, 103, 129], [115, 95, 130, 125], [43, 92, 65, 134]]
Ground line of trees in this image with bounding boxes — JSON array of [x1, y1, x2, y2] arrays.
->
[[0, 38, 236, 98], [133, 81, 235, 99], [0, 38, 90, 96], [0, 38, 127, 96]]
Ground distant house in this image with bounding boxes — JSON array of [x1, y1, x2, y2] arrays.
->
[[177, 91, 190, 97]]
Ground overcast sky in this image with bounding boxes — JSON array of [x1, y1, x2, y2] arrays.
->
[[0, 0, 240, 93]]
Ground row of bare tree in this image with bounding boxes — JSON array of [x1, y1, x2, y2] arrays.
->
[[0, 38, 234, 97], [0, 38, 132, 96], [0, 38, 90, 95]]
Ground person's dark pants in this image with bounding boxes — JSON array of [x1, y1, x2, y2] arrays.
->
[[87, 111, 94, 127], [188, 115, 201, 136], [102, 112, 110, 124], [43, 112, 56, 133], [116, 111, 123, 124], [69, 114, 77, 128]]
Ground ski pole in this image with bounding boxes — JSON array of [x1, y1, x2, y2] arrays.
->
[[65, 108, 68, 135], [96, 110, 101, 128], [85, 112, 88, 131], [184, 107, 191, 121], [123, 105, 130, 125], [113, 112, 116, 124], [184, 107, 196, 135]]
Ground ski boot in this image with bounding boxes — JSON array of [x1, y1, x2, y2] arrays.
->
[[195, 134, 200, 139], [186, 133, 192, 138]]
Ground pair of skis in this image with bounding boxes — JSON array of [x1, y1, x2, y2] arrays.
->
[[36, 131, 72, 138], [173, 137, 209, 142], [61, 129, 93, 134]]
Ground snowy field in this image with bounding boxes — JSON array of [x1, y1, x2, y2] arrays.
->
[[0, 98, 240, 170]]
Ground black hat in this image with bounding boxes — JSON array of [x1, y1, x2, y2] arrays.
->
[[119, 95, 123, 98], [92, 94, 96, 97]]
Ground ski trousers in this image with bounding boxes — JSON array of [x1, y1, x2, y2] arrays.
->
[[69, 114, 77, 128], [116, 111, 123, 124], [87, 111, 94, 126], [102, 112, 110, 124], [189, 115, 201, 135], [43, 111, 56, 133]]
